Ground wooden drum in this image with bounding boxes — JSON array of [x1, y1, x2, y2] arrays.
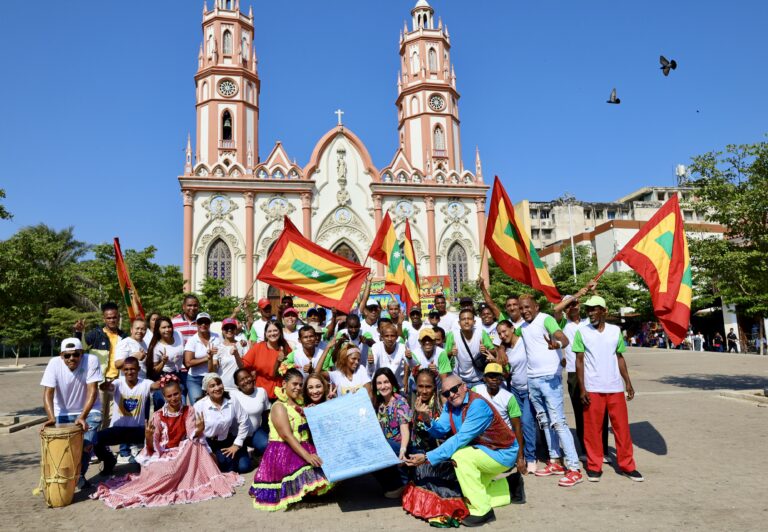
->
[[39, 424, 83, 508]]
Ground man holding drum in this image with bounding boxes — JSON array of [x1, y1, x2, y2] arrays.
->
[[41, 338, 103, 489]]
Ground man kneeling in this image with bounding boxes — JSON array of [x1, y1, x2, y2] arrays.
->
[[93, 357, 159, 475], [405, 375, 524, 527]]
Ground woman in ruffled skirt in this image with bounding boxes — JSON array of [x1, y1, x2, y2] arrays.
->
[[92, 376, 243, 508], [250, 369, 332, 511]]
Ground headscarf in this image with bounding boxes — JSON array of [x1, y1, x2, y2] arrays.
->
[[201, 372, 220, 392]]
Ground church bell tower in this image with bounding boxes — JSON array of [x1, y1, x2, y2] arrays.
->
[[194, 0, 260, 171], [396, 0, 463, 174]]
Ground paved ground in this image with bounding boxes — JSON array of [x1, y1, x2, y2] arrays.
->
[[1, 349, 767, 531]]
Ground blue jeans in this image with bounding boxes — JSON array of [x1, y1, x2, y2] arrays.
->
[[510, 386, 538, 463], [187, 374, 204, 404], [528, 373, 579, 471], [56, 411, 103, 477], [249, 427, 269, 455], [94, 426, 145, 464], [207, 435, 252, 473]]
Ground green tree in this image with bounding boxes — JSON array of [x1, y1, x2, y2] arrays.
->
[[76, 244, 185, 320], [44, 307, 102, 343], [198, 277, 239, 321], [0, 306, 39, 366], [0, 188, 11, 220], [687, 139, 768, 351]]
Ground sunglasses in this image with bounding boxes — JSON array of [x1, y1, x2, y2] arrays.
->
[[62, 352, 81, 359], [441, 383, 462, 398]]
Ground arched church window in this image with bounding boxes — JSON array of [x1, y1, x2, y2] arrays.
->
[[202, 81, 209, 100], [410, 96, 419, 115], [428, 48, 438, 72], [223, 30, 233, 55], [222, 111, 233, 141], [433, 125, 445, 151], [332, 242, 360, 264], [207, 239, 232, 296], [411, 51, 420, 75], [447, 243, 468, 292]]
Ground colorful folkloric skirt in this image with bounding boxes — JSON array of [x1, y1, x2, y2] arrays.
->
[[402, 461, 469, 527], [249, 440, 332, 511]]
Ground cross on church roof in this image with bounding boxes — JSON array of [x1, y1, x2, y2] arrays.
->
[[335, 109, 344, 126]]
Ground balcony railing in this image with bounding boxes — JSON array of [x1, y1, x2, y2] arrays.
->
[[433, 149, 448, 158], [219, 139, 236, 149]]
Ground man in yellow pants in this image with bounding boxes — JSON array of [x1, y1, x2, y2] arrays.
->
[[406, 374, 525, 526]]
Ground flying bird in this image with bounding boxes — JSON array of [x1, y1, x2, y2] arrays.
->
[[606, 88, 620, 104], [660, 55, 677, 76]]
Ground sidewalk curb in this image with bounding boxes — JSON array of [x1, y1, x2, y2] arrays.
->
[[718, 390, 768, 405], [0, 416, 47, 434]]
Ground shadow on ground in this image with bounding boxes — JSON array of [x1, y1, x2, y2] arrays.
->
[[628, 421, 667, 455], [656, 374, 767, 391], [0, 451, 39, 474], [336, 474, 402, 513]]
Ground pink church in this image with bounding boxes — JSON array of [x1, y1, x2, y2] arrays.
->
[[179, 0, 489, 299]]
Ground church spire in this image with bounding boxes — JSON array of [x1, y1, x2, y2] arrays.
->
[[184, 133, 193, 174], [475, 146, 483, 182]]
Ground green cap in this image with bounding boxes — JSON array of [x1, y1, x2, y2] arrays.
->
[[583, 295, 607, 309]]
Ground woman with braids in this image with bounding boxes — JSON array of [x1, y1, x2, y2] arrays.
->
[[320, 340, 372, 399], [92, 375, 243, 508], [401, 369, 469, 527], [250, 369, 332, 511]]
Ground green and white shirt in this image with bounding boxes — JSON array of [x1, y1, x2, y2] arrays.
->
[[571, 323, 627, 393], [516, 312, 563, 378], [472, 384, 521, 430], [444, 329, 496, 383]]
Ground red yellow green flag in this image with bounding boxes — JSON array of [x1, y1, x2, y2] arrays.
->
[[367, 212, 404, 292], [257, 217, 371, 313], [484, 176, 561, 303], [611, 194, 691, 344], [113, 238, 145, 320], [400, 219, 420, 309]]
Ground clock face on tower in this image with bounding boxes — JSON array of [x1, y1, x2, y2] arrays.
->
[[218, 79, 238, 97], [428, 94, 445, 111]]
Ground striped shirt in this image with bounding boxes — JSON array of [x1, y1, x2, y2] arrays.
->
[[172, 314, 198, 342]]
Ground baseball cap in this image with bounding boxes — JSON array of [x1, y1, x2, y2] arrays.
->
[[419, 328, 436, 341], [222, 318, 238, 328], [583, 295, 607, 309], [366, 298, 380, 308], [257, 298, 271, 309], [409, 305, 422, 316], [60, 338, 82, 352], [310, 323, 323, 334], [282, 307, 299, 317], [484, 363, 504, 376], [195, 312, 212, 323]]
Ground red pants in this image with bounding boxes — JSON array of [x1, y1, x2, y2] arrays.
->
[[583, 392, 636, 473]]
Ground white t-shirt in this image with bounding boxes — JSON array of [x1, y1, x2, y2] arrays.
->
[[150, 332, 185, 373], [473, 384, 515, 429], [402, 321, 426, 351], [505, 339, 528, 391], [115, 337, 149, 378], [449, 328, 487, 384], [283, 328, 300, 353], [215, 343, 245, 391], [231, 387, 270, 436], [572, 323, 627, 393], [336, 330, 371, 368], [369, 341, 415, 389], [518, 312, 563, 378], [183, 333, 221, 377], [249, 319, 269, 343], [40, 354, 103, 417], [437, 312, 459, 333], [483, 321, 501, 346], [562, 318, 589, 373], [360, 320, 381, 344], [290, 346, 325, 377], [111, 377, 154, 428], [329, 365, 371, 396]]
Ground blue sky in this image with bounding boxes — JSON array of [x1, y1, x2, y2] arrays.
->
[[1, 0, 766, 266]]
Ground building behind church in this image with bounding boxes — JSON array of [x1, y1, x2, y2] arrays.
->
[[179, 0, 489, 300]]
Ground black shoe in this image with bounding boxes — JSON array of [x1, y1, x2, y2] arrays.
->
[[462, 510, 496, 527], [506, 471, 526, 504], [100, 453, 117, 476], [586, 469, 602, 482], [622, 470, 644, 482]]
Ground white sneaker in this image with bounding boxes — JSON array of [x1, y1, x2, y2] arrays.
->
[[526, 462, 537, 475], [116, 454, 132, 465], [603, 456, 612, 464]]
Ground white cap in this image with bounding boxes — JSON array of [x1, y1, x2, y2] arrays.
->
[[366, 298, 380, 308], [60, 338, 83, 352]]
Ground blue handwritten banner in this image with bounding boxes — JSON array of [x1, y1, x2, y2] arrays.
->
[[304, 390, 400, 482]]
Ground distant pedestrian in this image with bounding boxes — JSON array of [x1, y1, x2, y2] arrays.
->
[[726, 328, 738, 353]]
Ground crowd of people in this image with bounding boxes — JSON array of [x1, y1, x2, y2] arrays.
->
[[40, 275, 644, 526]]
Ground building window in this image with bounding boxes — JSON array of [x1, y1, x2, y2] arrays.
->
[[607, 210, 616, 220], [585, 210, 591, 220], [540, 210, 550, 219], [411, 51, 420, 75], [207, 239, 232, 296], [428, 48, 438, 72], [530, 209, 538, 219], [542, 229, 552, 240], [433, 126, 445, 150], [447, 243, 468, 292], [410, 96, 419, 115], [683, 210, 694, 221], [222, 111, 232, 141], [332, 242, 360, 264], [596, 210, 604, 219], [657, 192, 665, 201], [223, 30, 233, 55]]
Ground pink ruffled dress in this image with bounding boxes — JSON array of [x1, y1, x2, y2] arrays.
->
[[92, 405, 244, 508]]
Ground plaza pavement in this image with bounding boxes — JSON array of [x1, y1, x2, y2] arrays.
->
[[1, 348, 766, 531]]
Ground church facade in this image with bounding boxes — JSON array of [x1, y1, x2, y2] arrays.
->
[[179, 0, 489, 300]]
